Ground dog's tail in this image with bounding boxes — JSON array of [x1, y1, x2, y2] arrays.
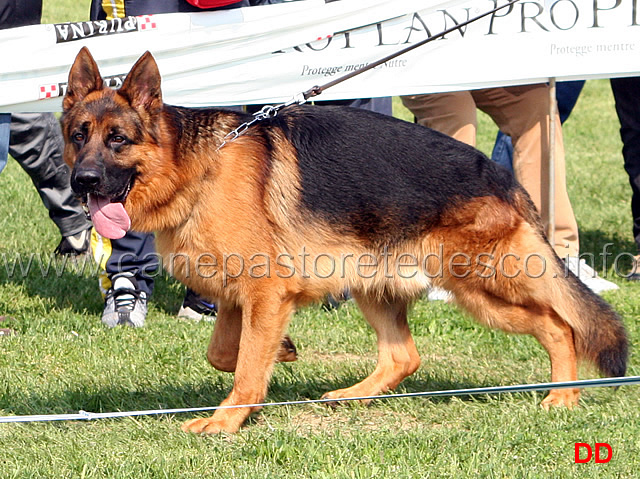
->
[[545, 253, 629, 378], [515, 195, 629, 378]]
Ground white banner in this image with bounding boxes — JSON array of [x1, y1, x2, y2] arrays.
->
[[0, 0, 638, 112]]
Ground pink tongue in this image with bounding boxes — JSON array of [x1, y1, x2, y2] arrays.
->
[[87, 195, 131, 239]]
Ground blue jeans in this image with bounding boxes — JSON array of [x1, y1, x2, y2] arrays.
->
[[491, 80, 586, 171], [491, 130, 514, 173], [0, 113, 10, 174]]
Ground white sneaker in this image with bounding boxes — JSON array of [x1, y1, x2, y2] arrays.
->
[[627, 254, 640, 281], [177, 289, 217, 322], [102, 273, 148, 327], [427, 287, 454, 302], [564, 256, 619, 295]]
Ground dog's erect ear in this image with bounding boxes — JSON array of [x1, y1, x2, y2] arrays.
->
[[118, 51, 163, 114], [63, 47, 104, 112]]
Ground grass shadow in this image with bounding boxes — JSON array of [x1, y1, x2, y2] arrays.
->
[[578, 228, 637, 275], [0, 254, 185, 317], [0, 368, 500, 420]]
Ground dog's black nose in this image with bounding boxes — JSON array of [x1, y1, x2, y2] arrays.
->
[[72, 168, 102, 193]]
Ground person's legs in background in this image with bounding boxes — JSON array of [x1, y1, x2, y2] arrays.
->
[[0, 113, 10, 174], [402, 85, 617, 294], [473, 85, 579, 258], [401, 91, 478, 144], [491, 131, 514, 173], [474, 84, 616, 293], [555, 80, 586, 123], [490, 81, 586, 173], [178, 289, 218, 320], [611, 77, 640, 281], [403, 86, 580, 256], [94, 230, 158, 328], [93, 229, 217, 326], [9, 113, 91, 256], [1, 116, 16, 336]]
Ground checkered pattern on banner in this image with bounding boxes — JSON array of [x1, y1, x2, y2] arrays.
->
[[137, 15, 157, 31], [39, 84, 59, 99]]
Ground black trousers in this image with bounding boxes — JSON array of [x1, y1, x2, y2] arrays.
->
[[611, 77, 640, 253], [101, 231, 158, 296], [9, 113, 91, 238]]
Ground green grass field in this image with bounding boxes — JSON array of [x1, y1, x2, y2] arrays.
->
[[1, 2, 639, 478]]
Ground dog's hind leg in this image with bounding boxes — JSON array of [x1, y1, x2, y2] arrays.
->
[[321, 292, 421, 403], [531, 311, 580, 409], [182, 290, 295, 434], [206, 301, 243, 372], [454, 288, 580, 408], [206, 301, 297, 373]]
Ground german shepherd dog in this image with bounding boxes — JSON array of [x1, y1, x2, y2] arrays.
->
[[62, 47, 628, 434]]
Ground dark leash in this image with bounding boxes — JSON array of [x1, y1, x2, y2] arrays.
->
[[218, 0, 521, 150]]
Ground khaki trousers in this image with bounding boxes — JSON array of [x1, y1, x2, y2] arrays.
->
[[401, 84, 579, 257]]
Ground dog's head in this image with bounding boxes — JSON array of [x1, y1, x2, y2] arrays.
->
[[62, 47, 165, 239]]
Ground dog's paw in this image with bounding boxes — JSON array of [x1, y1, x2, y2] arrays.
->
[[181, 416, 241, 435], [276, 335, 298, 363], [320, 388, 373, 408], [540, 388, 580, 410]]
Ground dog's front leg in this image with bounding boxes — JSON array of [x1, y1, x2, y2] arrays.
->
[[206, 301, 298, 373], [182, 290, 294, 434]]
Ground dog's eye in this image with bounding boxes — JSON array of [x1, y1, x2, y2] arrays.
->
[[73, 132, 85, 142], [111, 135, 126, 145]]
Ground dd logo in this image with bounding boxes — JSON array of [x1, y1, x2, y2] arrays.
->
[[574, 443, 613, 463]]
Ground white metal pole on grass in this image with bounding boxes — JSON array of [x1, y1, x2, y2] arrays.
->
[[547, 78, 556, 247]]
